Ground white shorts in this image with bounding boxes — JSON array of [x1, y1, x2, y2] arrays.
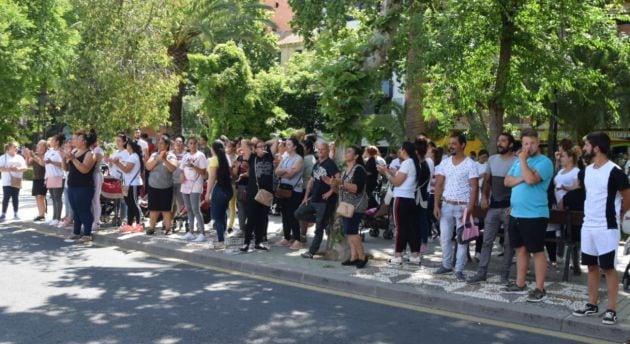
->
[[581, 227, 620, 257]]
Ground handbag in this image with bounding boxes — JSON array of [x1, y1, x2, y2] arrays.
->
[[336, 201, 356, 218], [46, 176, 63, 189], [123, 169, 140, 197], [275, 156, 300, 199], [275, 183, 294, 199], [254, 157, 273, 207], [10, 176, 22, 189], [456, 207, 480, 244]]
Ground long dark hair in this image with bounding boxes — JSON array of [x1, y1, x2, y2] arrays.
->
[[212, 140, 231, 186], [347, 145, 365, 167], [288, 137, 304, 157], [401, 141, 420, 186], [125, 140, 144, 173]]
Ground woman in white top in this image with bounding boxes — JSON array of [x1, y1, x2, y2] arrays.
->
[[547, 146, 582, 266], [113, 140, 144, 230], [377, 141, 421, 265], [91, 139, 104, 230], [45, 134, 66, 224], [179, 136, 208, 242], [0, 141, 27, 221]]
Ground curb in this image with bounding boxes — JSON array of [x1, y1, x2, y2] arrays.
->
[[22, 222, 630, 343]]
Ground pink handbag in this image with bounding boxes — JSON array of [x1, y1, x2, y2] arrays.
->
[[456, 207, 480, 244]]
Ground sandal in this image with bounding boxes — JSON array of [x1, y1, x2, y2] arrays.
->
[[146, 228, 155, 235], [164, 228, 172, 236]]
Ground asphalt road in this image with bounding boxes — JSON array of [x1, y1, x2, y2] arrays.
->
[[0, 225, 584, 344]]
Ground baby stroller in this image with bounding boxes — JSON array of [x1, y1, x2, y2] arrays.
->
[[100, 166, 124, 227], [360, 181, 394, 240], [172, 183, 212, 232]]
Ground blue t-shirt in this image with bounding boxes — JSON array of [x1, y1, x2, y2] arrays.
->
[[508, 154, 553, 218]]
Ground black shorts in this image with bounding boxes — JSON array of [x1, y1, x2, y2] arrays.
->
[[147, 186, 174, 212], [31, 179, 47, 196], [581, 250, 616, 270], [508, 216, 547, 253]]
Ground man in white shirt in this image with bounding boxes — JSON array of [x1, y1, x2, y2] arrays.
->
[[572, 132, 630, 325], [135, 128, 149, 160], [433, 132, 479, 281]]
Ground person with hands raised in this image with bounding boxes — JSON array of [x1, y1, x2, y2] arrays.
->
[[63, 130, 98, 243]]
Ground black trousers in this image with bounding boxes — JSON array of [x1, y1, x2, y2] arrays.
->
[[279, 191, 303, 241], [392, 197, 420, 253], [2, 186, 19, 214], [245, 198, 269, 245]]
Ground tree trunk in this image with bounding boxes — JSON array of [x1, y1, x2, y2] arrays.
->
[[487, 2, 517, 154], [404, 1, 427, 139], [167, 42, 188, 137]]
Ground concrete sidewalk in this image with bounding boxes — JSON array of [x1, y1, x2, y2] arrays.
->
[[3, 181, 629, 342]]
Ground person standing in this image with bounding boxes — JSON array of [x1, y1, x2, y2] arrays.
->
[[297, 142, 340, 259], [170, 136, 186, 228], [232, 139, 251, 235], [433, 132, 479, 281], [63, 130, 98, 242], [467, 133, 517, 284], [91, 138, 104, 230], [299, 139, 316, 243], [206, 140, 234, 249], [179, 137, 208, 242], [45, 134, 66, 225], [113, 140, 144, 231], [338, 145, 369, 268], [502, 128, 554, 302], [378, 142, 422, 266], [275, 137, 304, 249], [24, 140, 48, 222], [145, 134, 177, 235], [0, 142, 27, 221], [572, 132, 630, 325], [240, 140, 274, 251]]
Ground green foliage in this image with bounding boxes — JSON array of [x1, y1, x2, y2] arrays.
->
[[60, 0, 180, 138], [312, 28, 379, 144], [191, 42, 263, 138], [276, 52, 325, 133], [0, 0, 78, 143]]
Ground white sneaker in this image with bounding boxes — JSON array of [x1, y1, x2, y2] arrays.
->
[[49, 220, 59, 227], [214, 241, 225, 250], [231, 229, 244, 237], [408, 256, 421, 265], [192, 234, 207, 242], [207, 241, 215, 249], [388, 257, 403, 266], [180, 232, 195, 240]]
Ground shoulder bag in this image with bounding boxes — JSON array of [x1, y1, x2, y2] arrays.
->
[[254, 157, 273, 207]]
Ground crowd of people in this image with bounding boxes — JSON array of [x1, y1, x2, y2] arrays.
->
[[0, 127, 629, 325]]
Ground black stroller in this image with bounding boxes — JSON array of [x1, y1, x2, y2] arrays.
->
[[360, 181, 394, 240]]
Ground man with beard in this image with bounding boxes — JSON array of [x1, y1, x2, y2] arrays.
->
[[503, 128, 553, 302], [433, 132, 479, 281], [467, 133, 517, 284], [572, 132, 630, 325]]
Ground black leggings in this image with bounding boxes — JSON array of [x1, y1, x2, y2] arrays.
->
[[392, 197, 420, 253], [2, 186, 19, 215], [49, 187, 64, 220], [124, 185, 142, 225], [245, 198, 269, 245]]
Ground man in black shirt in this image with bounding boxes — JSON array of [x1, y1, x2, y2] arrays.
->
[[296, 142, 340, 258]]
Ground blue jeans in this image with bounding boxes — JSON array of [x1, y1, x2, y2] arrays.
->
[[211, 185, 233, 242], [439, 203, 468, 273], [68, 186, 95, 236]]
